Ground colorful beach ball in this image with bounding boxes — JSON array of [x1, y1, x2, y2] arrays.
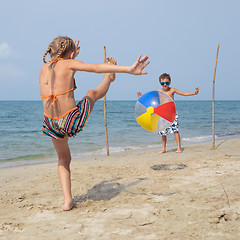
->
[[135, 91, 176, 132]]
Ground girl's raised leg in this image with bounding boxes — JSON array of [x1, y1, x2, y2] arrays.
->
[[83, 57, 116, 113], [52, 137, 73, 211]]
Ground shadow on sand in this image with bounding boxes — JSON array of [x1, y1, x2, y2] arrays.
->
[[74, 177, 178, 204], [74, 178, 147, 203]]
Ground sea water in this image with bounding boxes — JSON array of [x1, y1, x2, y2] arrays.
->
[[0, 100, 239, 168]]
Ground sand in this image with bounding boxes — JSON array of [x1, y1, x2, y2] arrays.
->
[[0, 138, 240, 240]]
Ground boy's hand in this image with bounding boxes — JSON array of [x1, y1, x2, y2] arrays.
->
[[195, 87, 199, 95], [136, 92, 142, 98], [130, 55, 150, 75]]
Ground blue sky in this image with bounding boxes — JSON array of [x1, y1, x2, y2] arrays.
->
[[0, 0, 239, 101]]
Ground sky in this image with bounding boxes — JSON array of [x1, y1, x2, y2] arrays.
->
[[0, 0, 239, 101]]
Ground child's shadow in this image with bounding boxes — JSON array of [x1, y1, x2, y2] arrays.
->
[[74, 178, 147, 203]]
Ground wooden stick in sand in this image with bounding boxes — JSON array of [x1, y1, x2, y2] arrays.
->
[[104, 46, 110, 156], [211, 44, 220, 150]]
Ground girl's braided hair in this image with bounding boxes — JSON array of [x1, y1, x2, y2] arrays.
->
[[43, 36, 77, 84], [43, 36, 77, 63]]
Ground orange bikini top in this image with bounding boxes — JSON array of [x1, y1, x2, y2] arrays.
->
[[41, 58, 77, 105]]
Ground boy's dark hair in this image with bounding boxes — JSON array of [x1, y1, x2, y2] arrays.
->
[[159, 73, 171, 83]]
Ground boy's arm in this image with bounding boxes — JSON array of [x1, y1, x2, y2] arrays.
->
[[173, 87, 199, 96]]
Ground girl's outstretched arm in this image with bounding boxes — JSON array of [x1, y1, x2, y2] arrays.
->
[[68, 55, 149, 75]]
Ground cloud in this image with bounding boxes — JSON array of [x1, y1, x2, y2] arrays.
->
[[0, 42, 12, 58]]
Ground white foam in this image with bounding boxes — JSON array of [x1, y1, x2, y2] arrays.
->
[[182, 135, 214, 143], [72, 144, 160, 158]]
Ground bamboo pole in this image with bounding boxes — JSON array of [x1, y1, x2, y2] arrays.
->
[[211, 44, 220, 150], [104, 46, 109, 156]]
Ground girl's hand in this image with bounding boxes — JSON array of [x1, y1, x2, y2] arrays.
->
[[74, 40, 80, 58], [129, 54, 150, 75]]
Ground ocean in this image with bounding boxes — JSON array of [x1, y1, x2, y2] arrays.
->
[[0, 100, 239, 168]]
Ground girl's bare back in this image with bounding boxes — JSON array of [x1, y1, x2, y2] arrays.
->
[[39, 60, 77, 118]]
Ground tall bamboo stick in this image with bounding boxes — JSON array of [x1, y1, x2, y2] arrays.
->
[[211, 44, 220, 150], [104, 46, 109, 156]]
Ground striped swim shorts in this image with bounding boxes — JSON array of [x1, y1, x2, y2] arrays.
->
[[42, 99, 90, 139]]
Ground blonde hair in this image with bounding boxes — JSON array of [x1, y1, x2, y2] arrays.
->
[[43, 36, 77, 84]]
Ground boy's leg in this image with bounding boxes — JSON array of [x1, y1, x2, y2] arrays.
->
[[174, 132, 182, 153], [159, 135, 167, 154], [52, 137, 73, 211]]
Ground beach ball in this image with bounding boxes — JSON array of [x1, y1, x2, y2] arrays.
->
[[135, 91, 176, 132]]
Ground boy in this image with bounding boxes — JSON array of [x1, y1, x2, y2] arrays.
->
[[137, 73, 199, 153]]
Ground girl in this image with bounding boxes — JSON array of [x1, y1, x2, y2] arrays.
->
[[39, 36, 149, 210]]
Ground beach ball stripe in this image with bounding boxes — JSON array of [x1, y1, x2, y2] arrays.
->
[[135, 91, 176, 132], [156, 115, 174, 131], [136, 111, 160, 132], [154, 101, 176, 123], [138, 91, 160, 108]]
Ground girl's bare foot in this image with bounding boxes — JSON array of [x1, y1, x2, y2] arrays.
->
[[62, 199, 74, 211], [106, 57, 117, 82]]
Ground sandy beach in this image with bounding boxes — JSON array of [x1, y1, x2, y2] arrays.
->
[[0, 138, 240, 239]]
